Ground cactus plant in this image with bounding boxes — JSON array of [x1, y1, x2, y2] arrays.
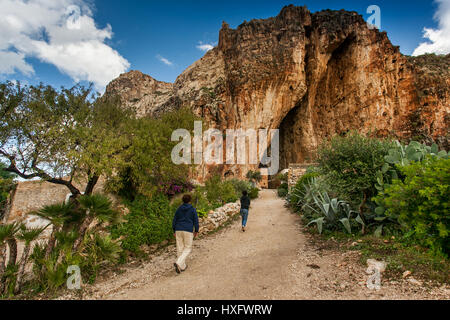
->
[[374, 140, 448, 222]]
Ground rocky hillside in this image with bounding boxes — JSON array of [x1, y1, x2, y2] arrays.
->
[[105, 5, 449, 176]]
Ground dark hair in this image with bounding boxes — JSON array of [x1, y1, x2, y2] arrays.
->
[[182, 194, 192, 204], [242, 190, 248, 196]]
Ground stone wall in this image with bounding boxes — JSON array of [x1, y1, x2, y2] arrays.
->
[[259, 168, 269, 189], [288, 163, 316, 188], [3, 178, 107, 228], [198, 201, 241, 236]]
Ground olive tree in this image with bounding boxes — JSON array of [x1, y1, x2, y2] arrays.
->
[[107, 107, 198, 198], [0, 81, 133, 199]]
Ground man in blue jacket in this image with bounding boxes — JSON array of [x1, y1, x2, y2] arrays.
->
[[172, 194, 199, 273]]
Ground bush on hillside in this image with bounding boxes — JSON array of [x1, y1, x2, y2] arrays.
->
[[317, 132, 393, 207], [110, 194, 175, 253], [374, 157, 450, 257]]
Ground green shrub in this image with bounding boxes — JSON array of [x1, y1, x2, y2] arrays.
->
[[248, 187, 259, 200], [110, 194, 174, 253], [375, 140, 448, 211], [278, 187, 288, 198], [246, 170, 262, 186], [191, 188, 214, 211], [374, 157, 450, 257], [27, 227, 123, 293], [229, 178, 252, 195], [81, 233, 122, 284], [205, 175, 223, 206], [197, 210, 209, 219], [277, 182, 289, 198], [297, 172, 320, 188], [221, 181, 239, 203], [27, 229, 89, 293], [280, 182, 288, 189], [317, 132, 393, 206], [205, 175, 243, 206], [0, 162, 15, 220], [276, 172, 288, 183]]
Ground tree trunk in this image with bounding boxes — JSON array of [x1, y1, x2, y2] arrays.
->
[[84, 175, 99, 196], [1, 185, 17, 223], [72, 210, 92, 251], [14, 244, 30, 294], [0, 244, 6, 294], [44, 231, 57, 259], [7, 238, 17, 266]]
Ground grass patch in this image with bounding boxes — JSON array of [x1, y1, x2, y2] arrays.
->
[[295, 209, 450, 285], [353, 237, 450, 284]]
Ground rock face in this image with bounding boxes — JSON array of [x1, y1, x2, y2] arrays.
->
[[106, 70, 174, 118], [105, 5, 449, 176]]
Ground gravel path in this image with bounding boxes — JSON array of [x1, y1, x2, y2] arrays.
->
[[77, 190, 449, 300]]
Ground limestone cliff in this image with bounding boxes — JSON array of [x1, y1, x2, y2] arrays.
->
[[105, 5, 449, 175]]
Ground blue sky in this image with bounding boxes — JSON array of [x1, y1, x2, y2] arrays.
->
[[0, 0, 448, 91]]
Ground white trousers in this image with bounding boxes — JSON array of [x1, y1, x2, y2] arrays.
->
[[175, 231, 193, 270]]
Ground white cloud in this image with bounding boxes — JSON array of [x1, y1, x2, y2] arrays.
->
[[413, 0, 450, 56], [0, 0, 130, 90], [156, 54, 173, 66], [196, 41, 215, 52], [0, 51, 34, 75]]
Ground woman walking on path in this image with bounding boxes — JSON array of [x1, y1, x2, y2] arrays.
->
[[172, 194, 199, 274], [240, 191, 251, 232]]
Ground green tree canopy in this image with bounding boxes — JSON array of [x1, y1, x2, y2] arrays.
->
[[0, 162, 14, 180], [107, 107, 198, 198], [0, 81, 134, 197]]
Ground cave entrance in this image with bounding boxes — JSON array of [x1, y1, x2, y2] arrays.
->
[[264, 100, 308, 188], [279, 101, 307, 171]]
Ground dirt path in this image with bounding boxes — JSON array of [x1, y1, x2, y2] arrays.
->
[[78, 190, 449, 300]]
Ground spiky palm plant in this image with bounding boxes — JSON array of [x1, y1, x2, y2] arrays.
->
[[0, 222, 20, 294], [72, 194, 119, 251], [89, 233, 122, 264], [34, 202, 74, 258], [53, 229, 78, 264], [14, 225, 46, 293]]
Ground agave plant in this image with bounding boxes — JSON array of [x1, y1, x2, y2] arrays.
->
[[289, 177, 322, 211], [14, 225, 46, 293], [304, 192, 359, 234]]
